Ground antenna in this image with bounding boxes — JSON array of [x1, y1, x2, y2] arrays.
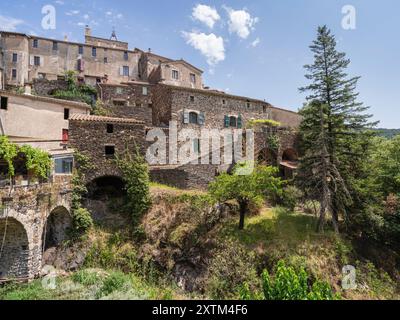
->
[[110, 27, 118, 41]]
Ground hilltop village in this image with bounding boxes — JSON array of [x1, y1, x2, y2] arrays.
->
[[0, 27, 301, 280]]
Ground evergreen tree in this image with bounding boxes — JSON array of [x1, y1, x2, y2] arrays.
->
[[297, 25, 377, 232]]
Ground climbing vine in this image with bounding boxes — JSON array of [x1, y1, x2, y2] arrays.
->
[[71, 150, 94, 234], [116, 146, 151, 226], [267, 134, 280, 151], [0, 136, 51, 179]]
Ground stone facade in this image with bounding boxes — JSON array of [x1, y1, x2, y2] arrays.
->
[[0, 29, 204, 89], [98, 83, 152, 123], [0, 176, 72, 279], [68, 114, 148, 182]]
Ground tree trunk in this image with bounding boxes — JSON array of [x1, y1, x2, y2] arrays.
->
[[239, 200, 247, 230]]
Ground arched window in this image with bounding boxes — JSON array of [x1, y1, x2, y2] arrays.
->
[[229, 116, 237, 127], [189, 112, 198, 124]]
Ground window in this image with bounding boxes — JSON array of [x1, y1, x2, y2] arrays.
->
[[92, 47, 97, 57], [190, 73, 196, 84], [113, 99, 127, 106], [142, 86, 148, 96], [105, 145, 115, 158], [193, 138, 200, 154], [0, 97, 8, 110], [11, 69, 17, 79], [34, 56, 40, 66], [52, 41, 58, 51], [96, 78, 101, 83], [189, 112, 198, 124], [33, 39, 38, 48], [189, 95, 195, 102], [64, 108, 70, 120], [123, 51, 128, 60], [222, 99, 226, 105], [107, 124, 114, 133], [78, 46, 83, 54], [38, 73, 46, 79], [12, 53, 17, 63], [263, 105, 267, 113], [229, 116, 237, 127], [122, 66, 129, 76], [172, 70, 179, 80], [104, 57, 108, 63], [246, 101, 251, 109], [54, 157, 73, 174]]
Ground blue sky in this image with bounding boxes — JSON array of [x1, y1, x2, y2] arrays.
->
[[1, 0, 399, 128]]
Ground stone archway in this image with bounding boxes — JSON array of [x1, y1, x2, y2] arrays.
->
[[280, 148, 299, 179], [0, 217, 30, 279], [86, 175, 126, 200], [42, 206, 72, 251]]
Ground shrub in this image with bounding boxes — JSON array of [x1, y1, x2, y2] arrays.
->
[[261, 260, 339, 300], [97, 271, 128, 298], [206, 240, 259, 299], [72, 207, 93, 233], [72, 269, 101, 286], [280, 185, 303, 212]]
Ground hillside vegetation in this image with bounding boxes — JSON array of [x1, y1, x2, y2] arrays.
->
[[1, 186, 398, 300]]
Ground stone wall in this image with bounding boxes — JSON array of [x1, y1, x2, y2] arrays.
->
[[150, 163, 218, 190], [32, 78, 68, 96], [68, 118, 148, 182], [98, 83, 153, 124]]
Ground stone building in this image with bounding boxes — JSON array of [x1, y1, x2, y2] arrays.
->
[[0, 27, 204, 89]]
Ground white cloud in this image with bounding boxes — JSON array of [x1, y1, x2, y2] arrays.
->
[[0, 15, 24, 31], [106, 11, 112, 16], [83, 14, 90, 20], [116, 13, 123, 19], [251, 37, 260, 47], [182, 31, 225, 66], [55, 0, 64, 5], [192, 4, 220, 28], [66, 10, 80, 16], [224, 6, 259, 39], [77, 22, 86, 27]]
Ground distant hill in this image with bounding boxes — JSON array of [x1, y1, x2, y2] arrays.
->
[[374, 128, 400, 139]]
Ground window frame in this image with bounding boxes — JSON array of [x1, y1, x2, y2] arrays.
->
[[105, 145, 116, 158], [190, 73, 196, 84], [106, 123, 114, 134], [172, 69, 179, 80], [189, 111, 199, 124], [229, 116, 237, 128], [122, 66, 129, 77], [64, 108, 70, 120], [11, 69, 17, 79], [32, 39, 38, 48], [33, 56, 40, 66], [92, 47, 97, 57], [78, 45, 83, 54], [52, 41, 58, 51], [12, 53, 18, 63], [53, 156, 74, 175]]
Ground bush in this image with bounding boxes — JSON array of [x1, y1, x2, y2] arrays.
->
[[72, 207, 93, 233], [206, 240, 259, 299], [261, 260, 339, 300], [97, 271, 128, 298], [280, 186, 303, 212], [72, 269, 101, 286]]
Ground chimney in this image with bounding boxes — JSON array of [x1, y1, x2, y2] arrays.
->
[[148, 48, 151, 53], [85, 25, 91, 37]]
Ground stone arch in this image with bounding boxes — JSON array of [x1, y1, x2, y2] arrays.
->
[[42, 206, 72, 251], [86, 175, 126, 200], [282, 148, 298, 162], [0, 217, 30, 279]]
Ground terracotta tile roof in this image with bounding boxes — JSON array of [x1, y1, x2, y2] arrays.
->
[[69, 114, 144, 124]]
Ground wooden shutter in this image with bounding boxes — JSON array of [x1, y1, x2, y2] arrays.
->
[[183, 110, 189, 124], [224, 115, 230, 127], [198, 112, 205, 125], [119, 66, 124, 76], [29, 55, 34, 66], [237, 114, 243, 128]]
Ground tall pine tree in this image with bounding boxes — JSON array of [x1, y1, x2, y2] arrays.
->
[[297, 25, 377, 232]]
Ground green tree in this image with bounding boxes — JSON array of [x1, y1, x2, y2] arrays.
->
[[297, 25, 376, 232], [209, 162, 283, 230]]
